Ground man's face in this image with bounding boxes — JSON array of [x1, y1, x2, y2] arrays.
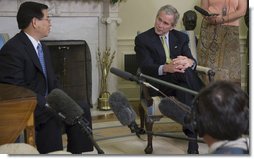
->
[[154, 11, 175, 36], [35, 9, 51, 39]]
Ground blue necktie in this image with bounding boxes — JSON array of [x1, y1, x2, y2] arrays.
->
[[37, 43, 47, 78], [37, 43, 48, 95]]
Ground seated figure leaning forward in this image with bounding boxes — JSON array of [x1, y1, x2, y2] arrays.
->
[[135, 4, 204, 154]]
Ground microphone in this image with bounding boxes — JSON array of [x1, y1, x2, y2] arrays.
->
[[194, 6, 219, 16], [46, 88, 84, 125], [108, 91, 136, 126], [110, 67, 142, 84], [158, 97, 192, 128], [46, 88, 104, 154], [110, 67, 165, 94], [108, 91, 145, 137], [108, 92, 203, 142], [158, 97, 205, 142]]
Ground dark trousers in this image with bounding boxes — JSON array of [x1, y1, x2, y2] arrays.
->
[[35, 114, 93, 154], [149, 68, 204, 106], [148, 68, 204, 152]]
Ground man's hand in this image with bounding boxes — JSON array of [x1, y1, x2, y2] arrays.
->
[[163, 56, 194, 73], [205, 15, 224, 25]]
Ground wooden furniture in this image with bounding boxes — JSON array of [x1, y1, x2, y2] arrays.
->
[[0, 83, 37, 147]]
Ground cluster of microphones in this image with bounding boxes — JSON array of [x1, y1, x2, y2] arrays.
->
[[109, 67, 203, 142], [108, 91, 200, 142], [44, 67, 203, 154]]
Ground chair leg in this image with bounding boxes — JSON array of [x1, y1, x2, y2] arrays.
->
[[138, 104, 145, 129], [144, 116, 154, 154]]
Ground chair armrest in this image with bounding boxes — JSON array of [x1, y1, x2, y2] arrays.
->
[[196, 65, 215, 82], [196, 65, 211, 74]]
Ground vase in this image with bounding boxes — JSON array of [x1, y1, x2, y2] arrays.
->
[[97, 49, 115, 110], [98, 91, 111, 110], [98, 67, 111, 110]]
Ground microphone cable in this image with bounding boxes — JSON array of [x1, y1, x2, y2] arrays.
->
[[142, 81, 168, 98]]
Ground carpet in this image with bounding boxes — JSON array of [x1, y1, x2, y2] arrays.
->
[[76, 118, 209, 155]]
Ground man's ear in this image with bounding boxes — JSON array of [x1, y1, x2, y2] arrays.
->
[[31, 17, 37, 28], [170, 25, 176, 31]]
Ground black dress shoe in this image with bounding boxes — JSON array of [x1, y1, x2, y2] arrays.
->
[[187, 149, 199, 154], [183, 128, 199, 154], [187, 141, 199, 154]]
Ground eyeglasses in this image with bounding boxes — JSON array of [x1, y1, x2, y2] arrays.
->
[[37, 18, 51, 22], [40, 18, 51, 22]]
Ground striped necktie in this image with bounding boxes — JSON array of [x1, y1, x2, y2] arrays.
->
[[37, 43, 47, 78], [161, 35, 171, 63]]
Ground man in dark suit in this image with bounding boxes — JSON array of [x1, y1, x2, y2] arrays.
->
[[135, 5, 204, 154], [0, 1, 93, 154]]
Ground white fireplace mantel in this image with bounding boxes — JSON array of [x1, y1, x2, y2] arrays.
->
[[0, 0, 121, 106]]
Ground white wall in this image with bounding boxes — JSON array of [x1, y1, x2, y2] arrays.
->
[[0, 0, 117, 106], [118, 0, 247, 39]]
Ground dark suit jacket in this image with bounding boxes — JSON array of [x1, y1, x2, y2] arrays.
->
[[0, 31, 94, 153], [0, 31, 58, 126], [135, 28, 203, 100], [135, 28, 196, 77]]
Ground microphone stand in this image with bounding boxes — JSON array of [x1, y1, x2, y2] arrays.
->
[[139, 73, 198, 96], [146, 131, 204, 143], [109, 68, 200, 145], [76, 117, 105, 154], [139, 78, 200, 145], [128, 121, 146, 138], [46, 105, 105, 154], [142, 81, 168, 97]]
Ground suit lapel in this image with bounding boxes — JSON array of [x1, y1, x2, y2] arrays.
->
[[151, 30, 166, 61], [19, 32, 45, 75], [168, 31, 178, 58]]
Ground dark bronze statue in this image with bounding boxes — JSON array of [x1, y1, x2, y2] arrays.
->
[[182, 10, 197, 30]]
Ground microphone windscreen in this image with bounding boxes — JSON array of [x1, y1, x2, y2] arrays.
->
[[159, 97, 191, 126], [46, 88, 84, 125], [110, 67, 140, 83], [194, 6, 210, 16], [110, 67, 136, 82], [109, 91, 136, 126]]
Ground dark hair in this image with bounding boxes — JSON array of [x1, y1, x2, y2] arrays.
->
[[196, 80, 249, 140], [17, 1, 48, 29]]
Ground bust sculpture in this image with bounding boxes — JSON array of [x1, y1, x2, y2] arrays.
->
[[182, 10, 197, 31]]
